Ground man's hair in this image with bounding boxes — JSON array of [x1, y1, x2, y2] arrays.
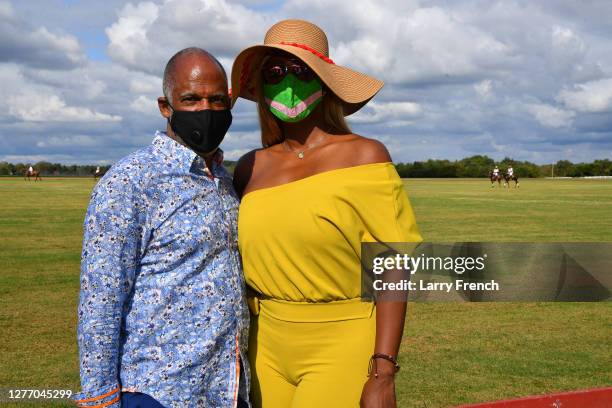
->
[[162, 47, 227, 104]]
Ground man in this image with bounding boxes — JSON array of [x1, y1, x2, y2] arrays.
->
[[492, 165, 500, 176], [507, 165, 514, 177], [73, 48, 250, 408]]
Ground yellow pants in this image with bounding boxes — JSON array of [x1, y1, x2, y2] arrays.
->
[[248, 298, 376, 408]]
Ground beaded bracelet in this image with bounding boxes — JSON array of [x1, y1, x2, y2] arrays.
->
[[367, 353, 400, 378]]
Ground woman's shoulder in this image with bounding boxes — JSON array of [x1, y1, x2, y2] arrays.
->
[[233, 148, 260, 197], [331, 133, 392, 166]]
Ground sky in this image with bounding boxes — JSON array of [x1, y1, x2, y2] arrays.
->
[[1, 0, 611, 165]]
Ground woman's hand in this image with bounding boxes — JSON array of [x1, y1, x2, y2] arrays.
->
[[360, 359, 397, 408]]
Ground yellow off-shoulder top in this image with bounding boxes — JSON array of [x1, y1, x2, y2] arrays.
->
[[238, 162, 422, 303]]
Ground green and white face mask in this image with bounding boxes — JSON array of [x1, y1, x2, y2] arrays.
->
[[263, 74, 323, 122]]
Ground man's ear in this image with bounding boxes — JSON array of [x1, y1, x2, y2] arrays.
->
[[158, 96, 172, 119]]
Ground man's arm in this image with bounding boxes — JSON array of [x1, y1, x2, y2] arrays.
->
[[73, 175, 143, 408]]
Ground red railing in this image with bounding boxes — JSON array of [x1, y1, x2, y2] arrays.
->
[[455, 386, 612, 408]]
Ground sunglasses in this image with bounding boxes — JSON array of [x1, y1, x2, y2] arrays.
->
[[262, 60, 316, 84]]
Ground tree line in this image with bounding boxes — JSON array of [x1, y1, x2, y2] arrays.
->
[[0, 162, 111, 177], [1, 156, 610, 178], [0, 161, 236, 177], [394, 156, 612, 178]]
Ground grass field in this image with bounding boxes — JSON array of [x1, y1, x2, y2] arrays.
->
[[406, 177, 612, 241], [0, 177, 610, 407]]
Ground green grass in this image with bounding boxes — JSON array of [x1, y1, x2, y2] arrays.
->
[[0, 179, 89, 407], [0, 177, 610, 407], [405, 178, 612, 241]]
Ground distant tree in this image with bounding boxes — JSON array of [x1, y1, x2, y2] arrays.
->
[[592, 159, 612, 176], [394, 162, 409, 178], [15, 163, 27, 175], [554, 160, 573, 177], [514, 162, 540, 177], [0, 161, 11, 175], [457, 155, 495, 177]]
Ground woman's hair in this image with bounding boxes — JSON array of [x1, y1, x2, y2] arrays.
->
[[254, 59, 352, 147]]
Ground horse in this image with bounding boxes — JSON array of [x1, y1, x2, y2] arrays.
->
[[489, 170, 503, 188], [503, 172, 519, 188], [24, 169, 42, 182], [93, 169, 106, 180]]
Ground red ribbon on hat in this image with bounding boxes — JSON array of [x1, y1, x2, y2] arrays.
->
[[280, 42, 335, 64]]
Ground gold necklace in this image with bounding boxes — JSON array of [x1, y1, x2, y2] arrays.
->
[[283, 136, 328, 159]]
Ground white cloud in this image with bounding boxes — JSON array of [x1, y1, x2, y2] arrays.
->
[[557, 78, 612, 113], [130, 95, 160, 115], [33, 27, 85, 65], [526, 103, 575, 128], [1, 154, 57, 163], [221, 130, 261, 159], [36, 135, 97, 148], [474, 79, 493, 100], [223, 147, 254, 160], [8, 94, 122, 123], [105, 2, 159, 68], [551, 25, 584, 53], [351, 101, 423, 124], [106, 0, 269, 74], [130, 75, 162, 94], [0, 2, 86, 69], [0, 1, 13, 18]]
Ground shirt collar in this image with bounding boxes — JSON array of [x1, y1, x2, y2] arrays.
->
[[152, 131, 224, 177]]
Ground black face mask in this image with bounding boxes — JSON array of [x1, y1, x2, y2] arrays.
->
[[168, 105, 232, 155]]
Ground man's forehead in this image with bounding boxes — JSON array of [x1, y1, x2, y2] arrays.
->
[[177, 76, 227, 93], [174, 55, 225, 82]]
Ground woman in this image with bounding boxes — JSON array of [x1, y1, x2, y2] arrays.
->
[[231, 19, 422, 408]]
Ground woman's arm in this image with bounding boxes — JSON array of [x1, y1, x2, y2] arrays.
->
[[355, 139, 406, 408], [374, 301, 407, 366], [360, 297, 406, 408]]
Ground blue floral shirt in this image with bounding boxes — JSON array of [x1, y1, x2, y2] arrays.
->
[[74, 132, 250, 408]]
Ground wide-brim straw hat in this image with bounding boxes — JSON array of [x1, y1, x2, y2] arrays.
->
[[230, 19, 384, 116]]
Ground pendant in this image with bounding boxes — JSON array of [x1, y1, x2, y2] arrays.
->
[[297, 152, 305, 159]]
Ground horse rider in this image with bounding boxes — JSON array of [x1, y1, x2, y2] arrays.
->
[[28, 165, 33, 174], [507, 165, 514, 178], [492, 165, 500, 177], [95, 166, 101, 176]]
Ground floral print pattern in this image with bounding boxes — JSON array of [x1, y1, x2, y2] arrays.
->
[[74, 132, 250, 408]]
